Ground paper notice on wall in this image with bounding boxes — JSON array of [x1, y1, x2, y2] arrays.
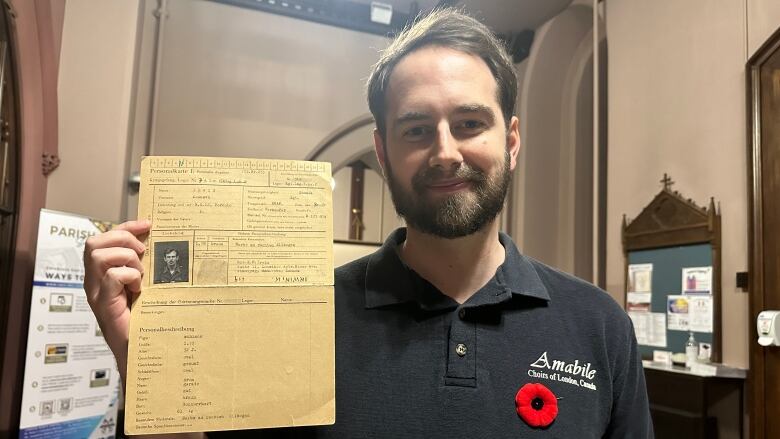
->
[[628, 263, 653, 293], [626, 292, 652, 312], [667, 295, 690, 331], [629, 312, 667, 347], [688, 295, 713, 333], [19, 209, 120, 439], [682, 266, 712, 294]]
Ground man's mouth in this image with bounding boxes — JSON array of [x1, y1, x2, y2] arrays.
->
[[426, 178, 470, 193]]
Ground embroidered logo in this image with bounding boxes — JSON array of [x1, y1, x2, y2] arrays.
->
[[527, 351, 598, 390]]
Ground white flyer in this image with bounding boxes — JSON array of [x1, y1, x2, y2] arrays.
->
[[628, 263, 653, 293], [667, 295, 690, 331], [19, 209, 120, 439], [688, 295, 714, 333], [629, 312, 667, 347], [626, 292, 652, 312], [682, 266, 712, 295]]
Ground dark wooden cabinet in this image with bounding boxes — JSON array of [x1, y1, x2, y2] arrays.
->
[[645, 367, 744, 439]]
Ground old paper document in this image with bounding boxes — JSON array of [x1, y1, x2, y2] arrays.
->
[[125, 157, 334, 434]]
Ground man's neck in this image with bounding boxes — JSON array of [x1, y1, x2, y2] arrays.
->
[[399, 220, 505, 304]]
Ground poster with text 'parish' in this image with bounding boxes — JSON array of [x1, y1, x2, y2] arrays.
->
[[19, 209, 120, 439], [125, 157, 334, 435]]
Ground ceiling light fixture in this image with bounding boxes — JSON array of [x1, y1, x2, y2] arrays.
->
[[370, 2, 393, 25]]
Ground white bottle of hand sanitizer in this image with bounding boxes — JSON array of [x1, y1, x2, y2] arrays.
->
[[685, 332, 697, 368]]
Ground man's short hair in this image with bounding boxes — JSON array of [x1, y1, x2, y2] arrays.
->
[[163, 248, 178, 257], [366, 8, 517, 141]]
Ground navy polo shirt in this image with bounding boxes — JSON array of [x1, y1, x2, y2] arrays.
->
[[209, 228, 653, 438]]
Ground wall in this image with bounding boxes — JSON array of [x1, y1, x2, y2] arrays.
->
[[606, 0, 780, 369], [514, 4, 602, 282], [47, 1, 140, 222], [748, 0, 780, 56], [150, 1, 388, 161]]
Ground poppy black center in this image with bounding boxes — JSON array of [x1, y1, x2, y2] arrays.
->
[[531, 397, 544, 410]]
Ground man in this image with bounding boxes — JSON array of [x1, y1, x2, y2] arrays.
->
[[84, 8, 652, 438], [157, 248, 184, 283]]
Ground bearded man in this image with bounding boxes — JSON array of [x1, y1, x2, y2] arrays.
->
[[84, 8, 652, 438]]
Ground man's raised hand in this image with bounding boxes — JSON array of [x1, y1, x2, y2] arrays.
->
[[83, 219, 150, 382]]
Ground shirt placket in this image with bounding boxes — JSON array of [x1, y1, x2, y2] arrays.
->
[[445, 306, 477, 387]]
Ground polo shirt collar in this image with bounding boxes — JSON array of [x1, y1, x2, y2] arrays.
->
[[364, 228, 551, 310]]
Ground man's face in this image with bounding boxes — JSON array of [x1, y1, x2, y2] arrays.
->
[[374, 46, 520, 238], [164, 251, 179, 269]]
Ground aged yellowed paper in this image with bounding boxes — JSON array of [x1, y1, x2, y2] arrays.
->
[[125, 157, 334, 434]]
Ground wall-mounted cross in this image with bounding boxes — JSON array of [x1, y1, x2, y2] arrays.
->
[[660, 173, 675, 190]]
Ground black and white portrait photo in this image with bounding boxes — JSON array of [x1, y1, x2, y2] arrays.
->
[[153, 241, 189, 284]]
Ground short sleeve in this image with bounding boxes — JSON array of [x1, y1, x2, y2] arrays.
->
[[602, 317, 654, 438]]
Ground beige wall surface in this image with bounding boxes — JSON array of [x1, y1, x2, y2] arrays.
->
[[151, 1, 388, 161], [48, 1, 140, 222], [748, 0, 780, 56], [607, 0, 780, 368]]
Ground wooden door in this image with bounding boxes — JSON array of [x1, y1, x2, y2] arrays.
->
[[747, 26, 780, 439], [0, 1, 19, 393]]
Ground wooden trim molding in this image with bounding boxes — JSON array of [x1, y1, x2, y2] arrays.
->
[[33, 0, 60, 176], [347, 162, 366, 241], [745, 24, 780, 439]]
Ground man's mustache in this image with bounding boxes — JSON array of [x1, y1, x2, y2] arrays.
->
[[412, 164, 487, 191]]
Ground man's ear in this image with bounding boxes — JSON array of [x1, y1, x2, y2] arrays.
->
[[506, 116, 521, 171], [373, 128, 388, 176]]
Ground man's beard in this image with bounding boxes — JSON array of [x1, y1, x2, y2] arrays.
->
[[384, 150, 511, 239]]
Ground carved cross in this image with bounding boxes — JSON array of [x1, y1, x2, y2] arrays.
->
[[660, 173, 675, 191]]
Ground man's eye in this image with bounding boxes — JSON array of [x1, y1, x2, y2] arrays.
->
[[460, 120, 486, 130], [403, 126, 430, 140]]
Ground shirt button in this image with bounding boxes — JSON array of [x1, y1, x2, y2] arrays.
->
[[456, 343, 467, 357], [458, 309, 466, 319]]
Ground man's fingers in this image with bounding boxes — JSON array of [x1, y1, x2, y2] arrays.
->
[[113, 219, 152, 235], [99, 267, 143, 303], [85, 229, 147, 256], [90, 247, 144, 274]]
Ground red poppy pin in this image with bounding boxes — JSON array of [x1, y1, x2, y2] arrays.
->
[[515, 383, 558, 428]]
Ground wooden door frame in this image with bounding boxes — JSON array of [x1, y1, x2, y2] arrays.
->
[[0, 0, 62, 435], [746, 24, 780, 439]]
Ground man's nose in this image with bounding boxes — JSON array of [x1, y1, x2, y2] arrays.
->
[[428, 122, 463, 170]]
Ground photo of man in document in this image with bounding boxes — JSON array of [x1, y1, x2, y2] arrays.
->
[[154, 241, 189, 284]]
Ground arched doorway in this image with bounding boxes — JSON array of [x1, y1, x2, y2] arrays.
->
[[515, 3, 606, 284]]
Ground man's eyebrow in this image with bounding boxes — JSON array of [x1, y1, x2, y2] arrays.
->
[[395, 111, 431, 125], [394, 104, 497, 126], [454, 104, 496, 121]]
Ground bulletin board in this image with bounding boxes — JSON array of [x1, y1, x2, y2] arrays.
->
[[627, 244, 714, 360], [621, 177, 722, 363]]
